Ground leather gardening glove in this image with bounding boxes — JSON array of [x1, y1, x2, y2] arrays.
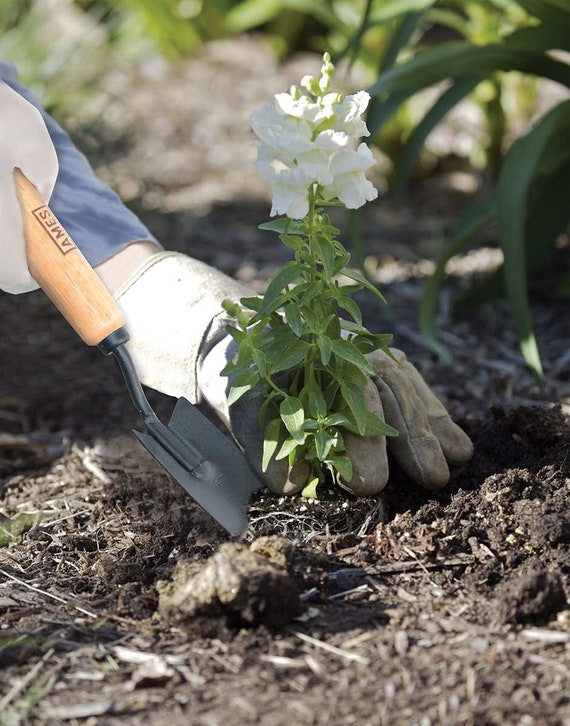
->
[[116, 252, 474, 496], [341, 348, 473, 495], [0, 80, 59, 293], [0, 67, 160, 294]]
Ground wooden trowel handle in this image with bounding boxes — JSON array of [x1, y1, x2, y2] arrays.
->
[[13, 168, 125, 346]]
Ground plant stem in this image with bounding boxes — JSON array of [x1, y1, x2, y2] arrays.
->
[[305, 184, 319, 390]]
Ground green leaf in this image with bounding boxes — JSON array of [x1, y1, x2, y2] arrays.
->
[[220, 343, 254, 376], [340, 267, 387, 303], [280, 396, 305, 443], [271, 339, 312, 373], [258, 219, 288, 232], [352, 332, 394, 356], [312, 234, 335, 280], [224, 323, 248, 345], [334, 0, 375, 67], [392, 78, 482, 195], [514, 0, 570, 25], [335, 294, 363, 326], [364, 411, 399, 437], [380, 9, 427, 72], [368, 0, 435, 24], [369, 42, 570, 114], [284, 303, 303, 337], [0, 511, 43, 546], [258, 391, 279, 428], [328, 454, 353, 482], [324, 311, 341, 339], [506, 24, 570, 53], [339, 378, 367, 435], [262, 418, 282, 472], [227, 372, 260, 406], [497, 99, 570, 380], [462, 160, 570, 306], [420, 197, 496, 360], [331, 338, 375, 376], [542, 0, 570, 11], [315, 430, 335, 461], [301, 477, 320, 499], [304, 382, 327, 419], [255, 261, 301, 318], [260, 326, 297, 359], [239, 296, 263, 312], [252, 349, 267, 376], [275, 436, 299, 461], [317, 335, 332, 366], [280, 234, 304, 251], [230, 0, 338, 42], [301, 420, 320, 431], [323, 412, 352, 427]]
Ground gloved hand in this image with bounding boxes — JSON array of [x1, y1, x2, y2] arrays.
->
[[0, 81, 58, 293], [116, 252, 474, 496], [0, 66, 160, 295]]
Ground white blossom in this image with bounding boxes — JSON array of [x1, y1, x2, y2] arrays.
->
[[332, 91, 371, 138], [323, 143, 378, 209], [250, 58, 378, 219], [271, 166, 313, 218]]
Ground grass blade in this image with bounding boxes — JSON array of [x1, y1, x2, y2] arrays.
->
[[497, 100, 570, 380], [392, 77, 482, 195], [369, 42, 570, 98], [419, 198, 496, 360]]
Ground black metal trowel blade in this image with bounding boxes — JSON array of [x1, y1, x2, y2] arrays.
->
[[107, 342, 263, 536], [132, 397, 263, 536]]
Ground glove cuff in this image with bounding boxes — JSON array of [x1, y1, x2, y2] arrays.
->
[[115, 251, 249, 402]]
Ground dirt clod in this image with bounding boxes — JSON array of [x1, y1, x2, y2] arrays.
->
[[497, 567, 568, 624], [157, 539, 301, 629]]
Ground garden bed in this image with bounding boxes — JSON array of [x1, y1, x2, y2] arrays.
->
[[1, 37, 568, 725]]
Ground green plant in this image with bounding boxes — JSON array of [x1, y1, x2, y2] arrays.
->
[[0, 0, 374, 121], [222, 55, 397, 496], [346, 0, 570, 380]]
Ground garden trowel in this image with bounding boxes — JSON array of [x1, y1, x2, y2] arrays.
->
[[13, 168, 263, 535]]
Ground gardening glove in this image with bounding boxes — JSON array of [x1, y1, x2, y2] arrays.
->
[[0, 80, 59, 293], [0, 66, 159, 294], [116, 251, 473, 496], [114, 252, 313, 493], [342, 348, 474, 495]]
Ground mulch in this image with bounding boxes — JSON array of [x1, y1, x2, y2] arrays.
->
[[1, 36, 569, 726]]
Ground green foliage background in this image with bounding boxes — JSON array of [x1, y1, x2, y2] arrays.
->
[[2, 0, 569, 378]]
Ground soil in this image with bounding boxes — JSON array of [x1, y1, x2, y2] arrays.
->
[[1, 36, 569, 726]]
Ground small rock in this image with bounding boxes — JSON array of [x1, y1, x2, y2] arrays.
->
[[249, 535, 293, 569], [557, 609, 570, 632]]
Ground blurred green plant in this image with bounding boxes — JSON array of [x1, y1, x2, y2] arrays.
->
[[0, 0, 112, 117], [3, 0, 568, 380], [0, 0, 372, 119], [347, 0, 569, 381]]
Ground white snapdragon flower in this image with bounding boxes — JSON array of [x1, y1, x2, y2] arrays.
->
[[250, 54, 378, 219], [323, 143, 378, 209], [332, 91, 371, 138], [271, 166, 314, 218], [250, 103, 313, 165]]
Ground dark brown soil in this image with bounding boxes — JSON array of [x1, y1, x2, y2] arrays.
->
[[1, 37, 569, 726]]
